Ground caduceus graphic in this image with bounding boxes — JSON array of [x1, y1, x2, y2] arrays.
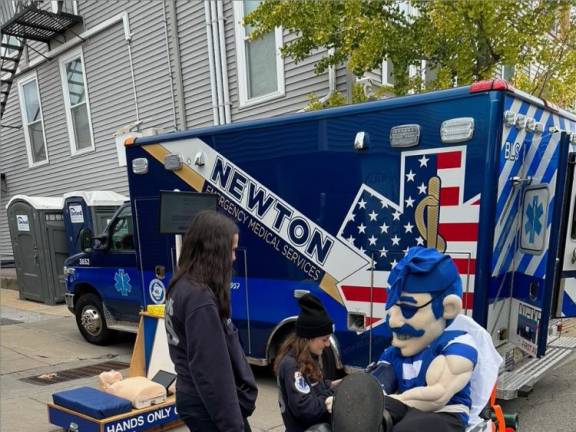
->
[[415, 176, 447, 252]]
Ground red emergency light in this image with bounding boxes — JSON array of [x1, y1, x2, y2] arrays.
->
[[470, 79, 511, 93]]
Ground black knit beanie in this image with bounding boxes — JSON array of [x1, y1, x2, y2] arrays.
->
[[296, 294, 333, 338]]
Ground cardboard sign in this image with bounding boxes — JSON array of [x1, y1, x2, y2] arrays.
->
[[509, 299, 541, 357]]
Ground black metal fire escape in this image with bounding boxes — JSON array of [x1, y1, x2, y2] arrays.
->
[[1, 1, 82, 120]]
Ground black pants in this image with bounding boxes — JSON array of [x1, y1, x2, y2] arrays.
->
[[176, 391, 252, 432], [384, 396, 465, 432]]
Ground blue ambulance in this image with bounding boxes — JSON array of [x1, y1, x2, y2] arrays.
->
[[63, 80, 576, 396]]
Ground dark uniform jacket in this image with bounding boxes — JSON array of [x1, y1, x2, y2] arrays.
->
[[166, 277, 258, 431], [277, 353, 333, 432]]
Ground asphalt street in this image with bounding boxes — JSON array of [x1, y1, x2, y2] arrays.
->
[[1, 287, 575, 432]]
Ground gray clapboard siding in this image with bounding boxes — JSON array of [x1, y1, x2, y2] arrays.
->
[[79, 0, 129, 30], [0, 87, 22, 260], [223, 1, 332, 122], [161, 0, 181, 129], [0, 14, 140, 259], [0, 0, 367, 261], [78, 0, 175, 133], [335, 65, 350, 95], [120, 2, 175, 130], [178, 0, 214, 129], [363, 69, 383, 85]]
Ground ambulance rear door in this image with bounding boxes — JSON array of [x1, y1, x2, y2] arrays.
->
[[510, 128, 572, 357], [552, 140, 576, 318]]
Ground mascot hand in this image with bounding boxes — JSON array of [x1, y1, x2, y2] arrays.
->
[[325, 396, 334, 413]]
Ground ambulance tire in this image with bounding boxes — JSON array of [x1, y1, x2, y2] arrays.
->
[[322, 347, 339, 381], [75, 293, 113, 345]]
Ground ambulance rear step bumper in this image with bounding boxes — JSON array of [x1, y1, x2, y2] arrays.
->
[[497, 338, 576, 400]]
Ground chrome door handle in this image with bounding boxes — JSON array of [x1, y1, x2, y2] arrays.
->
[[294, 289, 310, 299], [571, 248, 576, 264]]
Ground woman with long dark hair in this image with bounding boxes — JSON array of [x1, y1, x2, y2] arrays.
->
[[275, 294, 340, 432], [165, 210, 257, 432]]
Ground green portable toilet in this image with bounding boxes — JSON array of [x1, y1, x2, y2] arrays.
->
[[6, 195, 68, 304]]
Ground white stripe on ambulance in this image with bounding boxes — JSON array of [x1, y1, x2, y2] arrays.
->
[[164, 138, 369, 282]]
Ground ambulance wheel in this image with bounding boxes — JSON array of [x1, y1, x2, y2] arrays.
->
[[322, 347, 339, 380], [75, 293, 112, 345]]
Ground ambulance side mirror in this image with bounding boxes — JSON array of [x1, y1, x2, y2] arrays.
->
[[79, 228, 94, 253], [93, 233, 110, 251]]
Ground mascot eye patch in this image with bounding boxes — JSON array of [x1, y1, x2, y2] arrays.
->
[[397, 291, 444, 318]]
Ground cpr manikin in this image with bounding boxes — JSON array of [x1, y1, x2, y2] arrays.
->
[[99, 371, 167, 409], [329, 247, 479, 432]]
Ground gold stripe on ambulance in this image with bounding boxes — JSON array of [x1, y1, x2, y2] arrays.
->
[[141, 141, 352, 306], [320, 274, 343, 304]]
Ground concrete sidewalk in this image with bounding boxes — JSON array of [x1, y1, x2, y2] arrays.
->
[[0, 288, 136, 431], [0, 267, 18, 291]]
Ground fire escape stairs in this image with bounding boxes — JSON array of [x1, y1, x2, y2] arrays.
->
[[1, 1, 82, 120], [0, 36, 24, 120]]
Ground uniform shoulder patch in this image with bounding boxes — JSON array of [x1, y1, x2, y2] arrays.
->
[[294, 371, 311, 394]]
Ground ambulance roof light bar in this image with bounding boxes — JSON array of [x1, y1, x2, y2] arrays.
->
[[470, 79, 511, 93]]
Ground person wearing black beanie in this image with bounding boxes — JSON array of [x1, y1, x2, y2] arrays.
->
[[296, 293, 334, 339], [274, 294, 341, 432]]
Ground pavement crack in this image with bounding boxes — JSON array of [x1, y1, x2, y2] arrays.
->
[[0, 345, 50, 364]]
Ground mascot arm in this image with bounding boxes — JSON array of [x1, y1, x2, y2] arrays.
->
[[392, 354, 473, 412]]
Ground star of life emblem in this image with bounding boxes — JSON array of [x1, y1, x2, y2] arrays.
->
[[114, 269, 132, 296]]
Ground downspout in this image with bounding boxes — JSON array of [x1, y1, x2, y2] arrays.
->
[[165, 0, 187, 130], [161, 0, 178, 130], [320, 63, 336, 103], [216, 0, 231, 124], [299, 48, 335, 112], [124, 15, 141, 124], [210, 1, 225, 124], [345, 68, 354, 104], [204, 1, 220, 125]]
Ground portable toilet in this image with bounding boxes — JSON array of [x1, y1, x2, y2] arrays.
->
[[6, 195, 67, 304], [62, 191, 127, 256]]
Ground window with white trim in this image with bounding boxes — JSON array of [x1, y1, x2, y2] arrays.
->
[[59, 49, 94, 155], [234, 0, 284, 106], [17, 72, 48, 167]]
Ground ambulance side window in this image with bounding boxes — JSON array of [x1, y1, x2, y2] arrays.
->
[[110, 207, 134, 251]]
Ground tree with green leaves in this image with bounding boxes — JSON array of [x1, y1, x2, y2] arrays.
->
[[245, 0, 576, 109]]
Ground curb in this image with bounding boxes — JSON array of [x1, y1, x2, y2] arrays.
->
[[0, 278, 19, 291]]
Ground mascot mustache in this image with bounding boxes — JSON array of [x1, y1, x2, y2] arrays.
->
[[390, 323, 425, 338]]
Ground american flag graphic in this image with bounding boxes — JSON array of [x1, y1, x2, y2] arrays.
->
[[337, 146, 480, 329]]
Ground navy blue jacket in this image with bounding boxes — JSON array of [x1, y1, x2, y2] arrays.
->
[[277, 353, 333, 432], [166, 277, 257, 431]]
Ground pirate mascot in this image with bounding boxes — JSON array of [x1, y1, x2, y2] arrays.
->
[[330, 247, 479, 432]]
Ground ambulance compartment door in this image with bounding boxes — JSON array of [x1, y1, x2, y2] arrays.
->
[[231, 248, 251, 354], [134, 198, 174, 309]]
